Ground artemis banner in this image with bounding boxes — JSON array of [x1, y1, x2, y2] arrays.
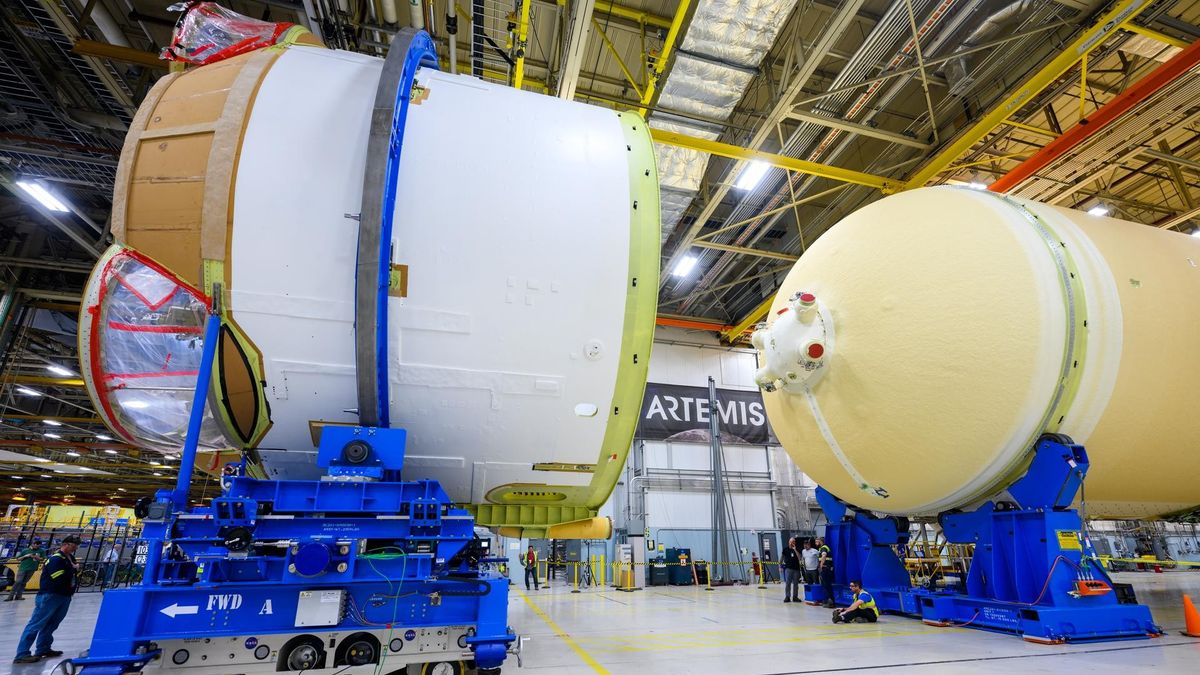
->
[[636, 382, 776, 445]]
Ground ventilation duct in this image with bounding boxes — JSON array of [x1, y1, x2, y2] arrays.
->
[[650, 0, 800, 243]]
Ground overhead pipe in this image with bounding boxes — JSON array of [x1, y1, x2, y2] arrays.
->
[[989, 36, 1200, 193]]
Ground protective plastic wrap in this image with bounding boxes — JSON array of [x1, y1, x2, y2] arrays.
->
[[81, 248, 234, 452], [164, 1, 293, 65]]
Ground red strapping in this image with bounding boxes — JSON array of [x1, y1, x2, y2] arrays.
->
[[102, 370, 201, 381], [107, 320, 203, 334]]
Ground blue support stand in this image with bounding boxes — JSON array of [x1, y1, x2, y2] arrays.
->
[[70, 312, 515, 673], [804, 436, 1163, 643]]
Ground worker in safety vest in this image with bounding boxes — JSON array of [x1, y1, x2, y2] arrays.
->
[[816, 537, 835, 607], [523, 545, 539, 591], [832, 580, 879, 624], [14, 535, 81, 663]]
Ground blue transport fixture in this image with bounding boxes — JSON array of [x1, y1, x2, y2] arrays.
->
[[805, 435, 1162, 643], [69, 312, 515, 673]]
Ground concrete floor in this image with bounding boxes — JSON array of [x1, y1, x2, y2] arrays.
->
[[2, 572, 1199, 674]]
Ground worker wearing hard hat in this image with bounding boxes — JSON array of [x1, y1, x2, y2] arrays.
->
[[832, 580, 879, 624]]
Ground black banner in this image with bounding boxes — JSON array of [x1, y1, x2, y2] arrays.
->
[[635, 382, 776, 445]]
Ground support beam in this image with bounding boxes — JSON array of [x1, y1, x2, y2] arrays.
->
[[904, 0, 1152, 190], [557, 0, 598, 100], [990, 34, 1200, 193], [594, 1, 672, 29], [4, 376, 86, 387], [719, 293, 776, 343], [71, 39, 167, 70], [1157, 141, 1195, 208], [691, 241, 799, 261], [592, 17, 643, 98], [787, 111, 930, 149], [637, 0, 692, 114], [655, 316, 731, 332], [1141, 147, 1200, 174], [1123, 23, 1190, 49], [1156, 205, 1200, 230], [649, 128, 900, 191], [512, 0, 533, 89]]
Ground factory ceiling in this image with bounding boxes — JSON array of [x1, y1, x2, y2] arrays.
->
[[2, 0, 1200, 506]]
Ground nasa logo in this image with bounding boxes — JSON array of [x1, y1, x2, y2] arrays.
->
[[245, 637, 258, 649], [404, 630, 417, 641]]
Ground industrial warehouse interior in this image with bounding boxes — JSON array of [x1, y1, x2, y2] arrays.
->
[[3, 0, 1200, 673]]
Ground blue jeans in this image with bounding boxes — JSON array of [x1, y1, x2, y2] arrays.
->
[[16, 593, 72, 657]]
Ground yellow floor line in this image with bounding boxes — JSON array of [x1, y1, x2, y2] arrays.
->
[[519, 590, 610, 674]]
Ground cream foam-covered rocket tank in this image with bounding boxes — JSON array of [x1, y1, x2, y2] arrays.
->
[[753, 186, 1200, 519], [77, 31, 658, 535]]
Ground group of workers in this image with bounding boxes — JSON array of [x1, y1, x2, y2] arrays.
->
[[776, 536, 879, 624]]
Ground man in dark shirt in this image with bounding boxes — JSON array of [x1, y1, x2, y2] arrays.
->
[[5, 539, 45, 601], [13, 535, 80, 664], [780, 537, 803, 602]]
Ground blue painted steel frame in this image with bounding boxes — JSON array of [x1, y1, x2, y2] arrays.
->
[[804, 438, 1162, 643], [371, 31, 437, 428], [72, 315, 514, 673]]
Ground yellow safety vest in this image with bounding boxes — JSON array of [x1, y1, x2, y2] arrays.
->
[[854, 590, 879, 617]]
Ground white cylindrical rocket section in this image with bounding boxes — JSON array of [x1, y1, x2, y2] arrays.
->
[[82, 43, 659, 512], [755, 186, 1200, 519]]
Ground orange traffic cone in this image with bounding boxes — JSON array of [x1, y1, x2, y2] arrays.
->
[[1183, 595, 1200, 638]]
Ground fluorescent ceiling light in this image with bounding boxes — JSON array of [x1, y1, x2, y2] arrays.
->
[[117, 488, 127, 492], [153, 472, 163, 476], [104, 449, 117, 455], [96, 434, 112, 441], [149, 461, 161, 466], [16, 181, 69, 212], [734, 160, 770, 191], [967, 182, 988, 190], [16, 387, 41, 396], [10, 475, 21, 480], [40, 474, 51, 478], [672, 255, 698, 278], [43, 420, 63, 427], [46, 365, 74, 377], [44, 433, 61, 439], [66, 450, 80, 457], [1087, 206, 1109, 217]]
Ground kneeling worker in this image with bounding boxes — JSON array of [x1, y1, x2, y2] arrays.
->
[[832, 580, 879, 624]]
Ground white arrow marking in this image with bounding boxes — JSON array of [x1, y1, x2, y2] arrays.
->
[[160, 603, 199, 618]]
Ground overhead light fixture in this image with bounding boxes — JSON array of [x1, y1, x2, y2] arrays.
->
[[16, 387, 41, 397], [40, 474, 51, 478], [52, 469, 65, 474], [44, 433, 61, 439], [117, 488, 127, 492], [1087, 205, 1109, 217], [967, 182, 989, 190], [734, 160, 771, 191], [672, 255, 698, 278], [149, 461, 161, 466], [104, 449, 117, 455], [10, 475, 21, 480], [96, 434, 112, 441], [43, 419, 63, 427], [16, 180, 70, 212], [153, 472, 163, 476], [66, 450, 80, 457], [45, 365, 74, 377]]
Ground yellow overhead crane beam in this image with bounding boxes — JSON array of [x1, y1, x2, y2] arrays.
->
[[595, 1, 673, 29], [638, 0, 692, 114], [901, 0, 1152, 190], [649, 128, 901, 191], [1124, 23, 1190, 49]]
